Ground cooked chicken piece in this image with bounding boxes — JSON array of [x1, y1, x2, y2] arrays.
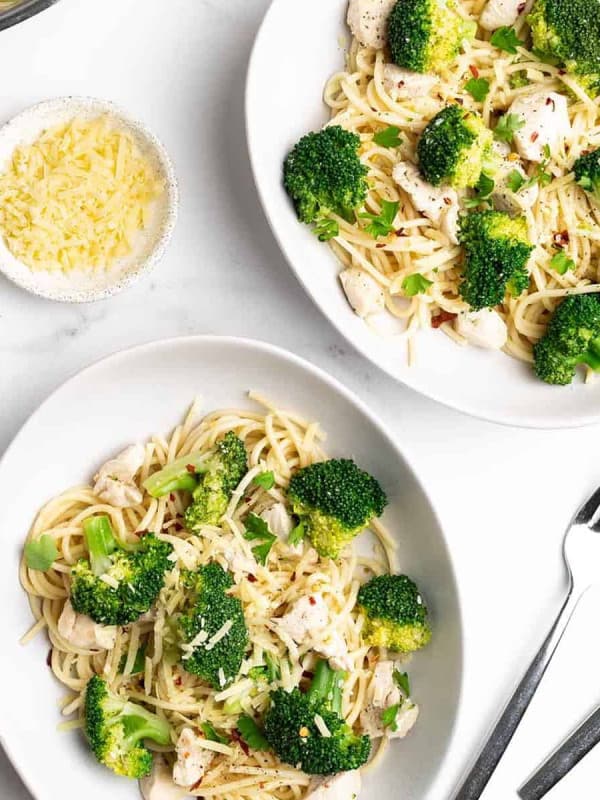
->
[[93, 444, 145, 508], [509, 91, 570, 163], [172, 728, 215, 788], [490, 141, 539, 212], [260, 503, 294, 540], [306, 770, 362, 800], [57, 599, 117, 650], [340, 269, 386, 318], [360, 659, 420, 739], [382, 64, 438, 100], [276, 593, 329, 643], [480, 0, 527, 31], [347, 0, 397, 48], [392, 161, 459, 243], [313, 629, 353, 672], [140, 757, 187, 800], [455, 309, 508, 349]]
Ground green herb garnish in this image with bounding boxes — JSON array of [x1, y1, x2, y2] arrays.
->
[[465, 77, 490, 102], [253, 471, 275, 490], [490, 26, 525, 54], [359, 200, 400, 238], [402, 273, 433, 297], [494, 113, 526, 143], [373, 125, 403, 148], [24, 535, 58, 571]]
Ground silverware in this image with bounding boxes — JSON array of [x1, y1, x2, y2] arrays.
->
[[519, 704, 600, 800], [453, 487, 600, 800]]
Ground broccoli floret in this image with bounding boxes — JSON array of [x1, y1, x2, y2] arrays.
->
[[417, 106, 493, 189], [574, 148, 600, 203], [357, 574, 432, 653], [144, 433, 248, 528], [70, 516, 172, 626], [180, 432, 248, 530], [528, 0, 600, 97], [84, 675, 171, 778], [283, 126, 369, 225], [287, 459, 387, 559], [178, 562, 248, 689], [458, 210, 534, 310], [264, 660, 371, 775], [388, 0, 475, 74], [533, 294, 600, 384]]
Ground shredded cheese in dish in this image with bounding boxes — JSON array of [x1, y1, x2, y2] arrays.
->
[[0, 116, 163, 273]]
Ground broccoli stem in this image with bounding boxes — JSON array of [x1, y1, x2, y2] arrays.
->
[[83, 516, 116, 577], [583, 340, 600, 369], [119, 702, 172, 747], [306, 660, 345, 715], [143, 451, 210, 498]]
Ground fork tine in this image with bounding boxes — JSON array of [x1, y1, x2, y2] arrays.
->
[[574, 486, 600, 525]]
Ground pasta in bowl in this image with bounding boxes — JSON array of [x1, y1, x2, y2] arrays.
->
[[246, 0, 600, 426], [4, 337, 461, 800]]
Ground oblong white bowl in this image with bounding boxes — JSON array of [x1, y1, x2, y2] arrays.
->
[[0, 336, 462, 800], [0, 96, 178, 302], [245, 0, 600, 429]]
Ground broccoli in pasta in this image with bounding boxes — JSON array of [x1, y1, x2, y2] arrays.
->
[[388, 0, 476, 74]]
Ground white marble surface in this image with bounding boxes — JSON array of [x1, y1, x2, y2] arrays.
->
[[1, 1, 600, 798]]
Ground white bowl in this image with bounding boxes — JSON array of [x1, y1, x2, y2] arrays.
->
[[0, 96, 178, 302], [0, 336, 462, 800], [245, 0, 600, 429]]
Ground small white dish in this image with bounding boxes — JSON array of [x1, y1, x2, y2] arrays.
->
[[0, 96, 178, 302], [245, 0, 600, 429], [0, 336, 462, 800]]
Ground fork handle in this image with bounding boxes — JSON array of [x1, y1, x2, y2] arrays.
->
[[453, 588, 580, 800]]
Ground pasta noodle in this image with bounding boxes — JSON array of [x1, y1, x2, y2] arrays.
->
[[20, 394, 401, 799], [322, 1, 600, 368]]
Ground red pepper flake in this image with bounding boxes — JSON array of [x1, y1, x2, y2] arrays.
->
[[395, 228, 406, 237], [302, 670, 315, 680], [259, 784, 265, 790], [174, 522, 183, 532], [169, 493, 176, 502], [531, 132, 539, 142], [443, 196, 453, 206], [517, 1, 526, 10], [231, 729, 250, 756], [174, 675, 183, 686], [546, 97, 556, 111], [290, 572, 296, 582], [469, 64, 479, 78], [46, 649, 52, 667], [186, 464, 196, 474], [558, 69, 566, 75], [247, 574, 257, 583], [309, 596, 316, 606], [432, 311, 457, 329], [553, 230, 570, 248], [192, 778, 204, 790]]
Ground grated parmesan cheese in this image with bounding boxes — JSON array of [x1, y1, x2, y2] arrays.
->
[[313, 714, 331, 738], [0, 115, 163, 273]]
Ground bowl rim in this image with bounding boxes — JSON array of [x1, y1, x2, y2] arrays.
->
[[0, 95, 179, 303], [244, 0, 600, 431], [0, 333, 465, 800], [0, 0, 60, 32]]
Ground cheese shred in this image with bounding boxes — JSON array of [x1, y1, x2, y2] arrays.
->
[[0, 115, 164, 273]]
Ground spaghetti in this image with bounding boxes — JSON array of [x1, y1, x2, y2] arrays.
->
[[20, 394, 402, 799], [322, 0, 600, 369]]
